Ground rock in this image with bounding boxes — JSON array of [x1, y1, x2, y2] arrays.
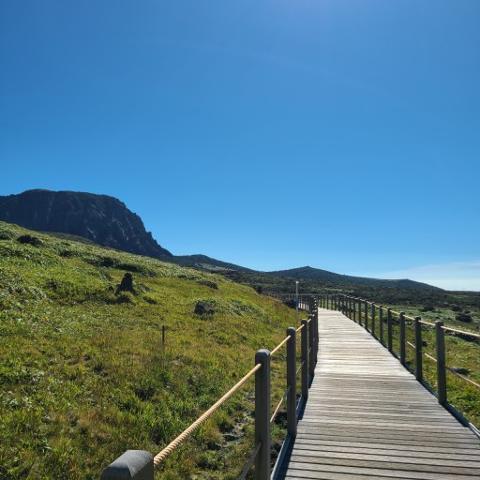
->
[[283, 299, 296, 309], [451, 367, 470, 375], [0, 189, 172, 258], [116, 273, 135, 294], [17, 234, 43, 246], [194, 301, 215, 316], [421, 305, 435, 312], [197, 279, 218, 290], [456, 313, 473, 323], [115, 292, 135, 304]]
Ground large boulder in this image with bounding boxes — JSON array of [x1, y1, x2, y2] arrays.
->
[[194, 301, 215, 316], [456, 313, 473, 323], [116, 273, 135, 294]]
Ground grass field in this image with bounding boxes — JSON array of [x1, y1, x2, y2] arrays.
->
[[0, 221, 300, 479]]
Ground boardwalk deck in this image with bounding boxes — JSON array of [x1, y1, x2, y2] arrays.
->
[[281, 309, 480, 479]]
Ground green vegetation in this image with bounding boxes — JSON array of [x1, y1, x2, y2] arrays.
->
[[0, 221, 299, 479]]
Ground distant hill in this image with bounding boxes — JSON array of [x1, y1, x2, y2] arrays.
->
[[267, 266, 440, 290], [0, 189, 172, 258], [169, 254, 254, 272], [0, 189, 442, 294]]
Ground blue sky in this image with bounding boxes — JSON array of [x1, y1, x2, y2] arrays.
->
[[1, 1, 479, 290]]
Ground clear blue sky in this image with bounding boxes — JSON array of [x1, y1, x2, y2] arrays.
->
[[1, 1, 479, 290]]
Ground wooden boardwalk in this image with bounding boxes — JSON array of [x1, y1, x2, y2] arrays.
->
[[281, 309, 480, 480]]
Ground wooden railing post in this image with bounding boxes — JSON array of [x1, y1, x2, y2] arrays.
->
[[399, 312, 406, 366], [364, 301, 369, 331], [371, 303, 376, 337], [255, 349, 271, 480], [316, 310, 319, 363], [379, 306, 384, 344], [101, 451, 154, 480], [414, 317, 423, 382], [387, 308, 393, 352], [286, 327, 297, 437], [308, 317, 315, 381], [301, 319, 309, 400], [435, 321, 447, 407]]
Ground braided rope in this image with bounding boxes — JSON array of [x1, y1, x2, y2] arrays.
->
[[442, 325, 480, 340], [271, 335, 291, 356], [153, 363, 261, 466]]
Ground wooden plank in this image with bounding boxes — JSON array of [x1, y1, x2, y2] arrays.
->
[[280, 309, 480, 480]]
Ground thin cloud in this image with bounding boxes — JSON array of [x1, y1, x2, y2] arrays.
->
[[372, 261, 480, 292]]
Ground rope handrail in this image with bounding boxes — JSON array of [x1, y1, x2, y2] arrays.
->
[[420, 319, 435, 327], [270, 386, 290, 423], [442, 325, 480, 340], [271, 335, 291, 356], [447, 367, 480, 390], [425, 352, 437, 363], [296, 324, 304, 333], [153, 363, 261, 466]]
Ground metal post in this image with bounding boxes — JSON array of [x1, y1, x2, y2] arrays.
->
[[308, 318, 315, 381], [435, 321, 447, 407], [255, 349, 271, 480], [399, 312, 406, 366], [379, 306, 384, 344], [301, 319, 309, 400], [101, 451, 154, 480], [286, 327, 296, 437], [414, 317, 423, 382], [371, 303, 376, 337]]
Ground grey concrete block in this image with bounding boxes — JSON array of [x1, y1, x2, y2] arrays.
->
[[101, 450, 154, 480]]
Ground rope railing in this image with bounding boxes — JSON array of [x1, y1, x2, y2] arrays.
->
[[101, 298, 320, 480], [442, 325, 480, 339], [320, 292, 480, 432], [271, 334, 291, 356], [270, 386, 290, 423], [153, 362, 261, 466]]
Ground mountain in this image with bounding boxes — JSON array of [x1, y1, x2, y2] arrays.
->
[[0, 189, 441, 294], [0, 189, 172, 258], [267, 266, 440, 290]]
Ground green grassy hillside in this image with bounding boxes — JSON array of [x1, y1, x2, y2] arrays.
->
[[0, 221, 299, 479]]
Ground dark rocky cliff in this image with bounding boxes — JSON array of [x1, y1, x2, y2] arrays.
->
[[0, 189, 172, 258]]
